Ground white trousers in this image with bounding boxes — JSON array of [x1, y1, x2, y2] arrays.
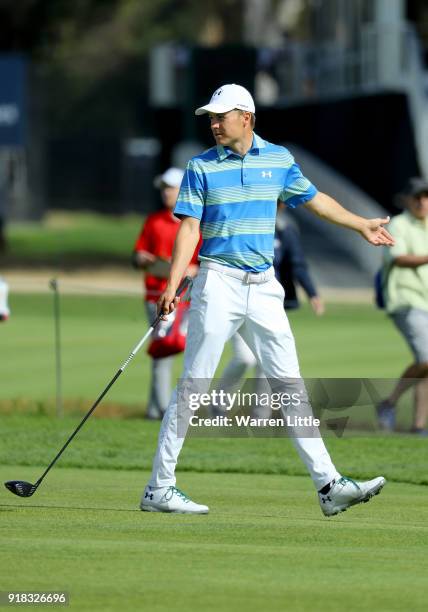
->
[[220, 332, 258, 385], [149, 266, 339, 490]]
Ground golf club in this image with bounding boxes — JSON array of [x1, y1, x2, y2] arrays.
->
[[4, 276, 193, 498]]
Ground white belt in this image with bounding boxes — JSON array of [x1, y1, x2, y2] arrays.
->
[[200, 260, 274, 284]]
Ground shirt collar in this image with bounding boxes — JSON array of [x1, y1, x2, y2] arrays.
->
[[216, 132, 266, 161]]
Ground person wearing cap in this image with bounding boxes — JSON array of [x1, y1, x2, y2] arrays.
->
[[133, 167, 200, 419], [140, 83, 394, 515], [377, 178, 428, 435]]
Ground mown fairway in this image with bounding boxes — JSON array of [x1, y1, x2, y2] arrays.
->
[[1, 414, 427, 611], [0, 293, 413, 413], [1, 290, 427, 611], [1, 464, 427, 612]]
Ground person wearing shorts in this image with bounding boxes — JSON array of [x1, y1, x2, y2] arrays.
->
[[377, 178, 428, 434]]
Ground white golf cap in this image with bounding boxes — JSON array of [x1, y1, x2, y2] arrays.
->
[[153, 167, 184, 189], [195, 84, 255, 116]]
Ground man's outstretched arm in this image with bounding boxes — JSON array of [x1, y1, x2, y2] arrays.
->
[[304, 192, 394, 246]]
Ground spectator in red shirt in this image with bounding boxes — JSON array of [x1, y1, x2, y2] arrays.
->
[[133, 168, 200, 419]]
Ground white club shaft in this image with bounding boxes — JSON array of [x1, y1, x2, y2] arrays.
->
[[119, 326, 155, 371]]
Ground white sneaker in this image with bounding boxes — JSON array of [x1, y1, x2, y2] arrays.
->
[[140, 485, 209, 514], [319, 476, 386, 517]]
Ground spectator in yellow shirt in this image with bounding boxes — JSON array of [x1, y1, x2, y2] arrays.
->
[[377, 178, 428, 435]]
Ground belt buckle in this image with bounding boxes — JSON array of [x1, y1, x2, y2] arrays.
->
[[244, 271, 268, 284], [244, 271, 262, 284]]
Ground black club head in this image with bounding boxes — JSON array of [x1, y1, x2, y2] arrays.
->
[[4, 480, 37, 497]]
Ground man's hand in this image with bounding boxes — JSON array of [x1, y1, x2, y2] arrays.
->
[[157, 285, 181, 320], [134, 250, 156, 268], [359, 217, 395, 246], [310, 296, 325, 316]]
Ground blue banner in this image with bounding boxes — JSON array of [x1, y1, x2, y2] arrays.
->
[[0, 54, 27, 146]]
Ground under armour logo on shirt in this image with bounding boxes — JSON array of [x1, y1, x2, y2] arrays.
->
[[261, 171, 272, 178]]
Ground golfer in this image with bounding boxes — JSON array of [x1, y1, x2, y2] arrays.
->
[[141, 84, 394, 515]]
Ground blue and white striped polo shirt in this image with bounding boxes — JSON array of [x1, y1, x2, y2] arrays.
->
[[174, 133, 317, 272]]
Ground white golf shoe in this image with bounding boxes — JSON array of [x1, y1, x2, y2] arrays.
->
[[319, 475, 386, 517], [140, 485, 209, 514]]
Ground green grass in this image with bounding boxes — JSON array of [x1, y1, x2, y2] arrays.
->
[[0, 414, 427, 485], [1, 291, 427, 611], [1, 294, 413, 412], [4, 212, 142, 266], [1, 292, 179, 411], [1, 468, 427, 612], [0, 293, 417, 434]]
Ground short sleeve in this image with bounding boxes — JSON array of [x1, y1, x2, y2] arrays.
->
[[279, 160, 318, 209], [174, 160, 205, 220], [384, 218, 409, 262]]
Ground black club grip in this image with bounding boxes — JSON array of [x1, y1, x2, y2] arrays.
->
[[175, 275, 193, 298]]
